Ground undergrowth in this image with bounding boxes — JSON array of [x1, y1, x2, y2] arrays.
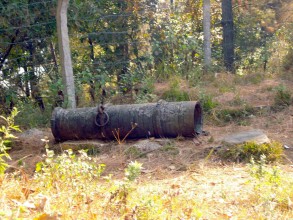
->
[[273, 84, 292, 110], [217, 141, 284, 163], [248, 156, 293, 216], [0, 108, 20, 174]]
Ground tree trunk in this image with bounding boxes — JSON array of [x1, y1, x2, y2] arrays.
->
[[56, 0, 76, 108], [49, 41, 59, 80], [116, 1, 130, 94], [88, 37, 96, 103], [203, 0, 212, 72], [23, 65, 30, 97], [0, 30, 19, 71], [222, 0, 235, 72]]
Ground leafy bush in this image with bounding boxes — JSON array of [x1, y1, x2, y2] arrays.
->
[[218, 141, 284, 163], [0, 108, 20, 174]]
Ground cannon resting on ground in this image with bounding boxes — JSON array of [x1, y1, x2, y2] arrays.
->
[[51, 100, 203, 142]]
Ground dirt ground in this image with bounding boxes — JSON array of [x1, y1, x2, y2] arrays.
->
[[7, 73, 293, 177]]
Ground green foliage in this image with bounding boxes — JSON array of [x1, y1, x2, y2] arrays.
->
[[214, 106, 254, 125], [14, 100, 52, 128], [135, 77, 158, 104], [218, 141, 284, 163], [160, 143, 179, 156], [199, 93, 218, 113], [135, 93, 158, 104], [162, 88, 189, 102], [248, 156, 293, 212], [124, 161, 143, 182], [125, 146, 142, 159], [283, 48, 293, 71], [35, 148, 105, 189], [273, 84, 291, 109], [234, 7, 275, 73], [162, 78, 190, 102], [0, 108, 20, 174]]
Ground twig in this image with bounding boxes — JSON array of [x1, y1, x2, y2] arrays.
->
[[10, 154, 33, 166], [112, 123, 138, 145]]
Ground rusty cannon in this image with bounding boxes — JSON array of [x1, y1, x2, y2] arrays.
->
[[51, 100, 203, 142]]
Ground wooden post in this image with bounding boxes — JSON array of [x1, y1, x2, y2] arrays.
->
[[56, 0, 76, 108]]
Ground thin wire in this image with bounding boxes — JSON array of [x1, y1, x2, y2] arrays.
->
[[0, 21, 56, 32]]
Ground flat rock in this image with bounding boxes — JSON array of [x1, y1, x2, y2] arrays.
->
[[132, 139, 163, 152], [222, 129, 270, 145], [58, 140, 111, 151]]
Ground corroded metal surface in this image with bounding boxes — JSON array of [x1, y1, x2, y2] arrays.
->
[[51, 101, 203, 142]]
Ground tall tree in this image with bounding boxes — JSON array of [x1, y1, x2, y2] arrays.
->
[[222, 0, 235, 72], [56, 0, 76, 108], [203, 0, 211, 71]]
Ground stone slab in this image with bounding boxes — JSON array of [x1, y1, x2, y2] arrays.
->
[[221, 129, 270, 145]]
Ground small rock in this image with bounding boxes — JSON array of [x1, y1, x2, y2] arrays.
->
[[59, 140, 111, 151], [284, 145, 290, 149], [132, 139, 162, 152], [168, 165, 176, 170]]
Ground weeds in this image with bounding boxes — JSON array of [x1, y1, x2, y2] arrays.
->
[[199, 93, 218, 113], [217, 141, 284, 163], [273, 84, 291, 109], [0, 108, 21, 174], [160, 143, 179, 155], [248, 156, 293, 214], [162, 77, 190, 102], [125, 146, 143, 159], [213, 106, 254, 126], [35, 147, 106, 190]]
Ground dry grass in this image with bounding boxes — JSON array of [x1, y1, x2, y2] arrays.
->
[[1, 158, 293, 219]]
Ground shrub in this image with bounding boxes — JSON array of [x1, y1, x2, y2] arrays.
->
[[273, 85, 291, 109], [217, 141, 284, 163], [35, 148, 105, 189]]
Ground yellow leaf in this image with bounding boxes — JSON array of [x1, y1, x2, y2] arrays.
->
[[34, 213, 58, 220]]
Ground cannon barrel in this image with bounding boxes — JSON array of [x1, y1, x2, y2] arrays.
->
[[51, 101, 203, 142]]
